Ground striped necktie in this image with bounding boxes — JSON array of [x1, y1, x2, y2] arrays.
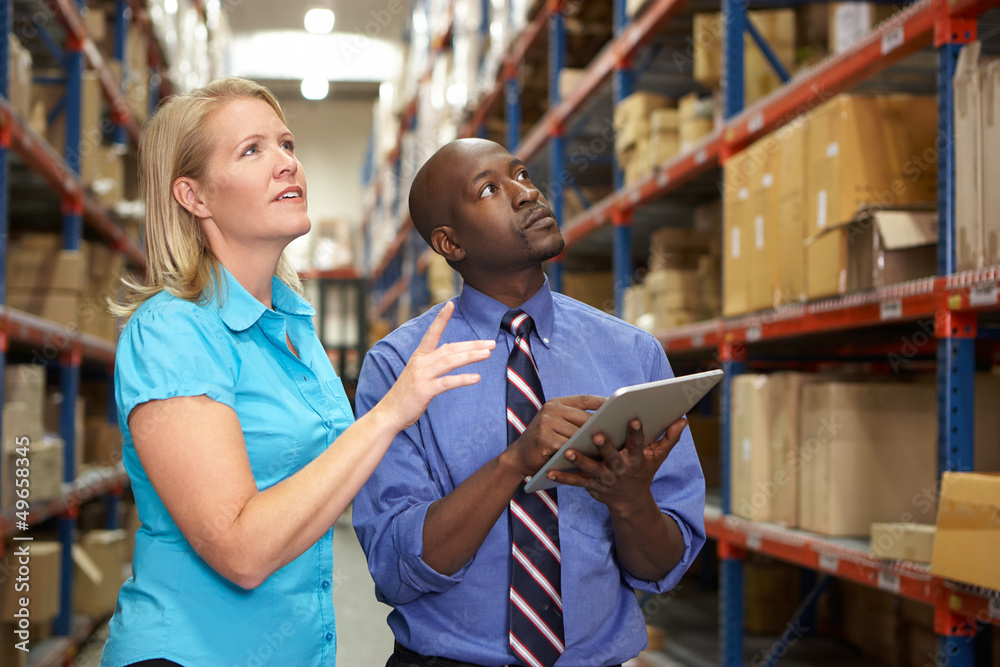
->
[[502, 310, 564, 667]]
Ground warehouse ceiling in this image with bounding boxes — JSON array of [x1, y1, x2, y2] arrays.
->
[[223, 0, 410, 98]]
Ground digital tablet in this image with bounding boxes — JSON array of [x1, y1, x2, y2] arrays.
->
[[523, 369, 724, 493]]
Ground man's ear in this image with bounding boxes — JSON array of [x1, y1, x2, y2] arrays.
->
[[172, 177, 212, 219], [431, 226, 465, 263]]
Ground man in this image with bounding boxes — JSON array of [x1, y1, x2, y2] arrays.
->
[[353, 138, 706, 667]]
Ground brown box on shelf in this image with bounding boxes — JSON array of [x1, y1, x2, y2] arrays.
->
[[798, 381, 938, 537], [614, 91, 672, 134], [0, 542, 62, 624], [870, 523, 935, 563], [73, 529, 127, 618], [645, 268, 701, 330], [3, 365, 45, 451], [730, 373, 813, 527], [2, 435, 65, 508], [7, 289, 81, 331], [622, 284, 649, 326], [8, 34, 33, 118], [562, 272, 614, 313], [32, 69, 103, 162], [930, 472, 1000, 591], [744, 556, 800, 634], [954, 42, 983, 272], [828, 2, 897, 54], [744, 135, 781, 312], [775, 119, 808, 305], [687, 414, 720, 488], [979, 58, 1000, 268], [648, 226, 714, 271], [839, 581, 903, 666], [722, 149, 752, 316], [84, 416, 123, 466], [6, 245, 84, 292], [806, 94, 938, 243], [558, 67, 586, 100], [679, 93, 714, 151], [745, 11, 796, 105]]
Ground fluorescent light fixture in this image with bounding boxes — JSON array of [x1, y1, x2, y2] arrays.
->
[[446, 82, 467, 108], [165, 0, 178, 15], [304, 8, 335, 34], [230, 31, 403, 83], [379, 82, 394, 105], [412, 10, 428, 35], [301, 76, 330, 100]]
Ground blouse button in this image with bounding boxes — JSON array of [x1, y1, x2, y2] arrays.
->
[[325, 632, 334, 642], [322, 580, 331, 590]]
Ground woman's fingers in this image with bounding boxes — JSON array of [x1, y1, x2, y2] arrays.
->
[[414, 301, 455, 354]]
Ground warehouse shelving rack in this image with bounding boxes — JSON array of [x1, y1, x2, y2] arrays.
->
[[0, 0, 184, 661], [361, 0, 1000, 664]]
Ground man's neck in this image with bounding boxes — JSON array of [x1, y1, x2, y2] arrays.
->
[[461, 267, 546, 310]]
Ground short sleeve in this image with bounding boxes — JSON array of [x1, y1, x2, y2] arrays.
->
[[115, 301, 238, 423]]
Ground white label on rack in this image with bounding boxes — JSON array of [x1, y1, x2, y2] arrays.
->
[[881, 26, 905, 55], [631, 190, 641, 205], [762, 173, 774, 189], [692, 333, 705, 347], [738, 187, 749, 201], [969, 283, 998, 307], [826, 142, 840, 159], [696, 149, 708, 165], [878, 571, 901, 594], [657, 171, 670, 188], [755, 216, 765, 250], [880, 299, 903, 320], [742, 437, 752, 462], [817, 191, 828, 228], [747, 326, 762, 342], [732, 227, 741, 259], [819, 554, 839, 572], [989, 597, 1000, 620], [747, 534, 762, 550], [749, 112, 764, 134]]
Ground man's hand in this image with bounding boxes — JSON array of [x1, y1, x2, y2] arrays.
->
[[500, 395, 606, 479], [547, 417, 688, 512]]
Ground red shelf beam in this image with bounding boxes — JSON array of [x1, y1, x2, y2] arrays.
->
[[0, 468, 128, 538], [1, 306, 117, 365]]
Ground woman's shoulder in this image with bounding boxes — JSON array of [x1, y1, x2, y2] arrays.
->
[[120, 289, 223, 338]]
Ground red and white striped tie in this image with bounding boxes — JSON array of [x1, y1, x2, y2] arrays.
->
[[502, 310, 563, 667]]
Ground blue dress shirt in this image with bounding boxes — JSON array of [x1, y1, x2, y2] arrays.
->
[[101, 265, 354, 667], [353, 280, 706, 667]]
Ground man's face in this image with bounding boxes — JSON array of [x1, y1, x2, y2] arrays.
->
[[446, 141, 565, 272]]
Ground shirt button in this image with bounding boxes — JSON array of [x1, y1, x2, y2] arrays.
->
[[543, 337, 549, 344], [325, 632, 334, 642], [322, 580, 331, 589], [324, 420, 334, 429]]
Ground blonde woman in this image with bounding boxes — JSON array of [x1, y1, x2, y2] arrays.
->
[[100, 78, 494, 667]]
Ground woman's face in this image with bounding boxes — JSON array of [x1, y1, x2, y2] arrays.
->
[[193, 97, 310, 252]]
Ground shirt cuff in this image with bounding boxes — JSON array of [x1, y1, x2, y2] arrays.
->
[[393, 501, 475, 594], [125, 382, 238, 419], [623, 509, 699, 594]]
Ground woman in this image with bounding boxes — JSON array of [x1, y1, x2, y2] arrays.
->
[[101, 77, 494, 667]]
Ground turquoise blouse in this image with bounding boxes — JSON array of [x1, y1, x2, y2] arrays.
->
[[100, 266, 354, 667]]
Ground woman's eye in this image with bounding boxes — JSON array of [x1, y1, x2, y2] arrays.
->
[[242, 145, 257, 156], [282, 141, 294, 151], [480, 184, 496, 198]]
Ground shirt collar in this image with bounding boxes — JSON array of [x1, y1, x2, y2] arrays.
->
[[213, 264, 315, 333], [456, 276, 554, 348]]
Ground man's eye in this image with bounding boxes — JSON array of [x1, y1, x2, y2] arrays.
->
[[517, 170, 529, 180], [480, 184, 496, 198]]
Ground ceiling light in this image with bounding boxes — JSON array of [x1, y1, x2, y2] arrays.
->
[[301, 76, 330, 100], [164, 0, 178, 15], [304, 8, 335, 34]]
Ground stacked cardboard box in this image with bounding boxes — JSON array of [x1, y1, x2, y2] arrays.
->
[[2, 363, 65, 508], [678, 93, 714, 152], [643, 222, 719, 328], [614, 91, 673, 187], [743, 556, 801, 634], [687, 413, 721, 488], [954, 41, 1000, 271], [694, 200, 723, 318], [775, 119, 808, 305], [0, 542, 62, 624], [81, 240, 125, 341], [931, 472, 1000, 591], [649, 108, 681, 165], [3, 366, 45, 448], [562, 272, 614, 314], [805, 94, 938, 299], [828, 2, 897, 54], [6, 237, 84, 330], [73, 529, 127, 618], [8, 34, 32, 118]]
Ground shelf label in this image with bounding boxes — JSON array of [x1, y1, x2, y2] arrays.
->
[[747, 326, 762, 342], [692, 333, 705, 347], [696, 149, 707, 165], [878, 571, 901, 594], [657, 171, 670, 189], [747, 534, 762, 550], [748, 112, 764, 134], [989, 596, 1000, 620], [819, 553, 839, 572], [881, 26, 905, 55], [969, 283, 998, 307], [880, 299, 903, 321], [631, 190, 641, 205]]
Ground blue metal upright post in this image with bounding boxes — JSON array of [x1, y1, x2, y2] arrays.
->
[[722, 0, 746, 120], [0, 0, 11, 500], [113, 1, 129, 146], [505, 70, 520, 152], [611, 0, 634, 318], [547, 7, 565, 294], [55, 0, 87, 636], [935, 15, 978, 666]]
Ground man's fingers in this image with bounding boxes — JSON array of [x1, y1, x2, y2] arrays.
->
[[414, 301, 455, 353], [564, 449, 604, 474], [553, 394, 606, 412]]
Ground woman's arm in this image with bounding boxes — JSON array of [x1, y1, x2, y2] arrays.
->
[[130, 302, 493, 589]]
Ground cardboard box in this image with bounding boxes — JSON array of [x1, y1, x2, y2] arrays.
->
[[8, 34, 32, 118], [839, 581, 903, 666], [558, 68, 586, 100], [829, 2, 898, 54], [775, 119, 808, 305], [73, 529, 127, 617], [679, 93, 714, 151], [980, 58, 1000, 267], [730, 373, 812, 526], [84, 417, 123, 466], [870, 523, 935, 563], [7, 289, 81, 330], [6, 246, 84, 292], [687, 414, 720, 488], [44, 393, 84, 476], [2, 435, 64, 509], [954, 42, 984, 272], [744, 134, 781, 311], [930, 472, 1000, 591], [0, 542, 62, 623], [3, 365, 45, 451], [562, 272, 614, 313], [622, 284, 650, 326], [614, 91, 672, 132], [723, 150, 753, 316], [32, 70, 103, 163], [744, 556, 800, 634], [798, 381, 938, 536]]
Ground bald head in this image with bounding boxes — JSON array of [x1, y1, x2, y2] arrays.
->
[[409, 138, 509, 245]]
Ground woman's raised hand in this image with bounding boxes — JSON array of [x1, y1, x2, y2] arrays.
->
[[381, 301, 494, 431]]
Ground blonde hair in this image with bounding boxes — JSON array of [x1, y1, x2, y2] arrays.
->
[[111, 77, 303, 318]]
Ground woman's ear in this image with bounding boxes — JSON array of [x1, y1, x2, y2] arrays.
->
[[172, 177, 211, 219], [431, 226, 465, 263]]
